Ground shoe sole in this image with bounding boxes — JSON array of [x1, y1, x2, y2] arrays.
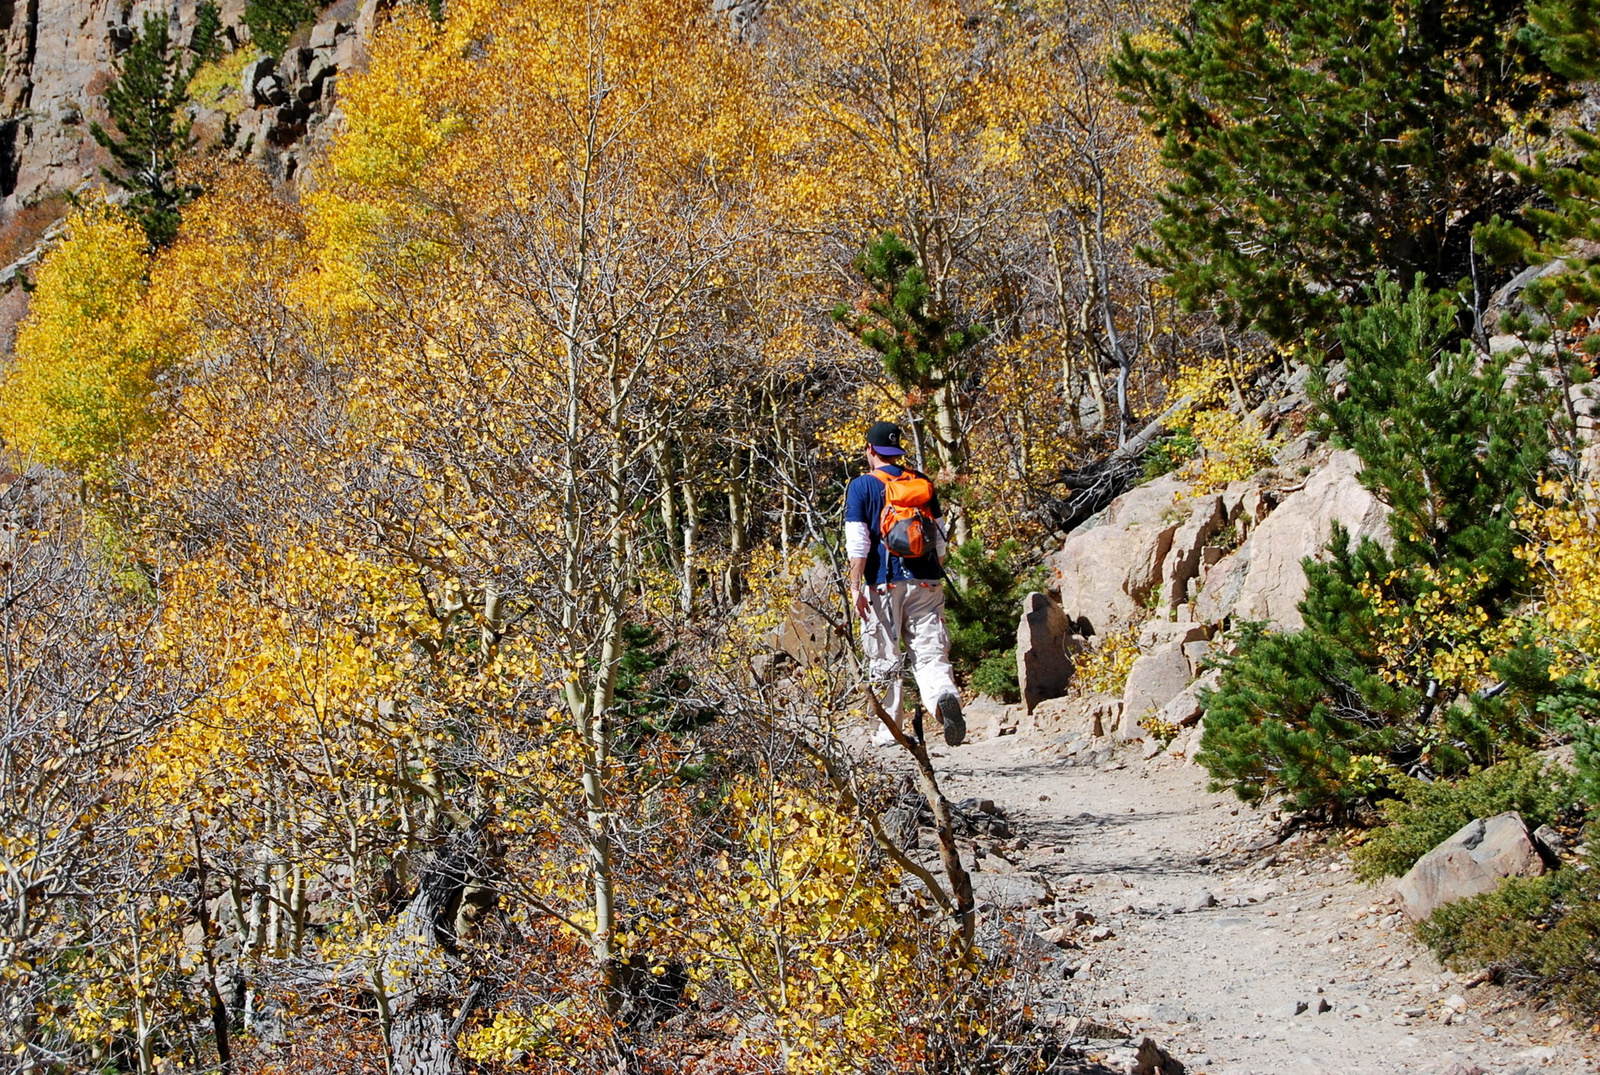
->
[[937, 695, 965, 747]]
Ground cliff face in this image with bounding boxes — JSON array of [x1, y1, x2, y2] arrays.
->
[[0, 0, 249, 211]]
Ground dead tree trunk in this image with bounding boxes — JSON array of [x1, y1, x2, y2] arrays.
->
[[862, 688, 975, 950], [381, 830, 499, 1075], [1043, 392, 1195, 534]]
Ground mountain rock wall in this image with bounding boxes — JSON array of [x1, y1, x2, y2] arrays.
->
[[0, 0, 381, 214], [0, 0, 235, 210]]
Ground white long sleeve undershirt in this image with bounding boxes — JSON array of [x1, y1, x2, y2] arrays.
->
[[845, 521, 871, 560]]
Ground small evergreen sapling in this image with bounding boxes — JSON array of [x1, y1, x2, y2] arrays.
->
[[1198, 278, 1555, 811], [831, 231, 989, 403], [831, 230, 989, 487], [190, 1, 225, 66], [942, 539, 1041, 703], [90, 12, 200, 249]]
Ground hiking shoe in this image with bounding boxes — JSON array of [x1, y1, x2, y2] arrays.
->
[[936, 694, 966, 747], [872, 721, 897, 747]]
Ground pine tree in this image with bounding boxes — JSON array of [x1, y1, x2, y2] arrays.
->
[[1112, 0, 1557, 342], [832, 232, 988, 397], [90, 12, 197, 249], [831, 230, 988, 478], [1476, 0, 1600, 358], [190, 1, 225, 66], [1199, 528, 1417, 809], [1199, 278, 1554, 811], [1314, 276, 1554, 586], [1525, 0, 1600, 80]]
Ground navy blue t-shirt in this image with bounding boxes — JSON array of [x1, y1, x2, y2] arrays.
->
[[845, 464, 945, 585]]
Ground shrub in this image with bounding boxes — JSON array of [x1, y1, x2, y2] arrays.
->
[[1185, 408, 1275, 493], [0, 192, 70, 268], [970, 649, 1019, 703], [188, 49, 257, 119], [1143, 423, 1198, 479], [244, 0, 319, 57], [1353, 754, 1580, 880], [1419, 836, 1600, 1021], [1077, 620, 1142, 696], [943, 539, 1042, 690]]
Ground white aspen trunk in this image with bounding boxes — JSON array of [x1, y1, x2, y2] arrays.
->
[[776, 422, 795, 555], [725, 446, 748, 605], [680, 447, 701, 617], [1045, 210, 1096, 431], [1091, 174, 1133, 443], [929, 382, 969, 546], [127, 905, 155, 1075], [650, 437, 683, 576], [1076, 223, 1108, 431]]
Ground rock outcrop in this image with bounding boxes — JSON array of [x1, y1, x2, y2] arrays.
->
[[1054, 473, 1222, 636], [1395, 812, 1546, 921], [1192, 450, 1390, 629], [1020, 444, 1396, 746]]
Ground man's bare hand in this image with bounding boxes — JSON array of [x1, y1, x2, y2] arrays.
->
[[854, 584, 870, 621]]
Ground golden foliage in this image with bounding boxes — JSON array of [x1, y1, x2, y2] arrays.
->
[[1077, 619, 1145, 695], [1164, 356, 1278, 495], [1359, 563, 1516, 690], [0, 204, 175, 477], [0, 0, 1209, 1068], [1521, 481, 1600, 688]]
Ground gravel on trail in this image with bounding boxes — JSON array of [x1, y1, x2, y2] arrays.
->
[[875, 729, 1599, 1075]]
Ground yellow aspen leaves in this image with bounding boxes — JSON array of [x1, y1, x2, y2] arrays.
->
[[1520, 483, 1600, 687], [0, 204, 174, 478]]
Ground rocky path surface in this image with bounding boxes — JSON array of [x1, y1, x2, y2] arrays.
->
[[910, 733, 1597, 1075]]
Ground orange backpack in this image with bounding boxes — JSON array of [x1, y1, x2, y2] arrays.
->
[[870, 468, 938, 559]]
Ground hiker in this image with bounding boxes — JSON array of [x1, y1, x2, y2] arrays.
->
[[845, 421, 966, 747]]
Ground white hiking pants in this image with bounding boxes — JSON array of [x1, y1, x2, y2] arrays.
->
[[860, 580, 960, 740]]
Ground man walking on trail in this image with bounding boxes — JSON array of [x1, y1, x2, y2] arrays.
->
[[845, 421, 966, 747]]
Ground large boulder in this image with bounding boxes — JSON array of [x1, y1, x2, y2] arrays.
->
[[1053, 474, 1188, 635], [1137, 619, 1208, 652], [1194, 451, 1390, 629], [1017, 592, 1075, 713], [1152, 669, 1218, 730], [1395, 812, 1546, 921], [1119, 645, 1192, 739]]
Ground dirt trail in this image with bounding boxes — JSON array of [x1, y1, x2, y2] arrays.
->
[[899, 731, 1597, 1075]]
